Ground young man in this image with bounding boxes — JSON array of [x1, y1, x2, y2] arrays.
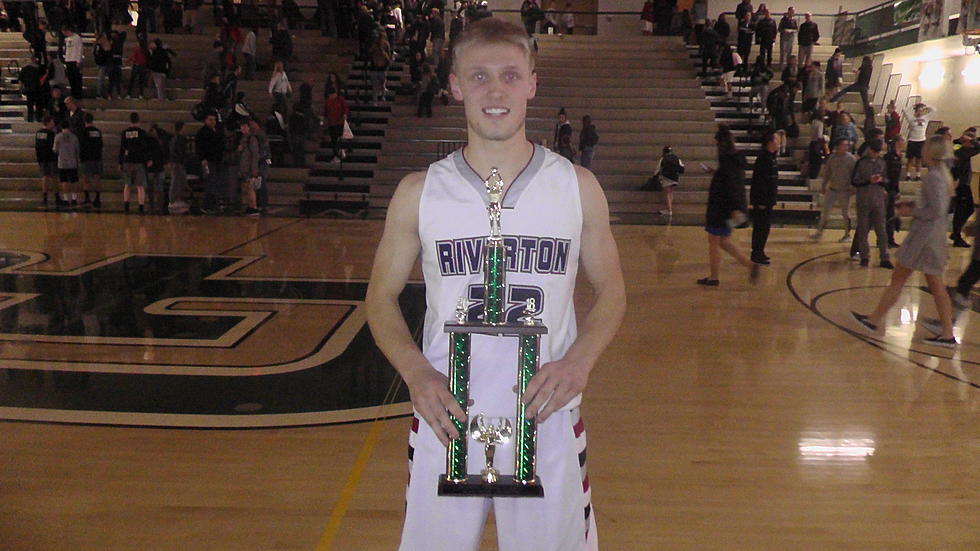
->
[[35, 116, 58, 208], [754, 9, 777, 69], [237, 120, 260, 216], [903, 102, 934, 180], [777, 8, 797, 67], [62, 26, 84, 99], [750, 130, 779, 264], [119, 112, 150, 214], [949, 127, 980, 248], [365, 18, 625, 550], [79, 112, 103, 208], [850, 139, 893, 269], [53, 124, 80, 209], [811, 139, 856, 241], [797, 12, 819, 66], [553, 107, 574, 161], [195, 112, 225, 212]]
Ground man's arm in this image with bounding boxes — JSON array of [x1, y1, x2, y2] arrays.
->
[[365, 171, 466, 446], [522, 166, 626, 423]]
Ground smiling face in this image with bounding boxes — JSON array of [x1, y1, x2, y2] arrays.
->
[[450, 42, 537, 145]]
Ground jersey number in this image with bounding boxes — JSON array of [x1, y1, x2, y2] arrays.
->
[[465, 284, 544, 323]]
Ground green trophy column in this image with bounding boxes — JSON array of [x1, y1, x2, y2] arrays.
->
[[483, 241, 506, 325], [515, 334, 539, 483], [446, 332, 471, 482]]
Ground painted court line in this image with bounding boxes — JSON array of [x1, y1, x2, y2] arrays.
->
[[315, 377, 404, 550]]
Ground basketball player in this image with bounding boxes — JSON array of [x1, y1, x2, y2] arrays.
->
[[365, 17, 626, 551]]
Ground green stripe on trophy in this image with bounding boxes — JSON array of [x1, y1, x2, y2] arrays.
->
[[515, 334, 538, 482], [483, 242, 506, 325], [446, 332, 471, 482]]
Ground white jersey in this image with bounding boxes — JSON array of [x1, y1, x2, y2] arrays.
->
[[418, 144, 583, 417]]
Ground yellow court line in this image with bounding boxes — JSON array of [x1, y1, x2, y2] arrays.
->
[[315, 377, 404, 551], [315, 418, 385, 551]]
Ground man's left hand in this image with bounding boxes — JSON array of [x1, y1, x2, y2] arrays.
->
[[521, 357, 590, 423]]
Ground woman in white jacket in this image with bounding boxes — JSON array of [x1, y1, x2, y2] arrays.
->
[[268, 61, 292, 114]]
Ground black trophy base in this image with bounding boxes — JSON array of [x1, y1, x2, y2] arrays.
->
[[438, 475, 545, 497]]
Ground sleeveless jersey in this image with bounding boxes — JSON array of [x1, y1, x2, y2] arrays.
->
[[418, 144, 583, 417]]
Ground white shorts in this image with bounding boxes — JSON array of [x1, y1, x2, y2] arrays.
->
[[399, 408, 597, 551]]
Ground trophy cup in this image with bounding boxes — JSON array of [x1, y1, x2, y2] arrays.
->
[[438, 168, 546, 498]]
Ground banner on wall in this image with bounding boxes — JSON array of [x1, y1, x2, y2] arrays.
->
[[963, 0, 980, 45], [919, 0, 946, 40]]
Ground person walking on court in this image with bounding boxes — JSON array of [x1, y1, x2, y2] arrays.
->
[[852, 135, 957, 347], [849, 139, 893, 269], [811, 139, 856, 241], [750, 130, 779, 264], [699, 126, 759, 286]]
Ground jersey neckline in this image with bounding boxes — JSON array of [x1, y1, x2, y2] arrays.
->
[[451, 143, 546, 210]]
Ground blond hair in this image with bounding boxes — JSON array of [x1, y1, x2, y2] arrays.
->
[[451, 18, 536, 74]]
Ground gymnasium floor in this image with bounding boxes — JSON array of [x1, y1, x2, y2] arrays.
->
[[0, 212, 977, 550]]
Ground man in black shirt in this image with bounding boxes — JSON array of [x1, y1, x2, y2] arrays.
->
[[754, 9, 777, 68], [195, 112, 225, 213], [64, 96, 86, 137], [79, 112, 104, 208], [700, 21, 720, 74], [119, 112, 151, 214], [429, 10, 446, 67], [47, 86, 68, 129], [553, 107, 574, 161], [736, 13, 753, 74], [949, 127, 980, 247], [18, 57, 44, 122], [735, 0, 753, 22], [750, 130, 780, 264], [797, 13, 819, 66], [35, 117, 58, 207]]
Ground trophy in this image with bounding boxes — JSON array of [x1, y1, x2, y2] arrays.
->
[[438, 168, 546, 498]]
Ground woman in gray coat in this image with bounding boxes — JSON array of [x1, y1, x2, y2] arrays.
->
[[851, 135, 957, 347]]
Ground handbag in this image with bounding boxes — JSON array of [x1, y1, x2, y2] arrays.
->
[[642, 174, 662, 192], [341, 120, 354, 140]]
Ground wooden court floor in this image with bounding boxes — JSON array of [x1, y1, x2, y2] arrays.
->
[[0, 212, 977, 550]]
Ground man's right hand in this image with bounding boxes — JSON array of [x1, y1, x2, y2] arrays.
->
[[403, 365, 467, 447]]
